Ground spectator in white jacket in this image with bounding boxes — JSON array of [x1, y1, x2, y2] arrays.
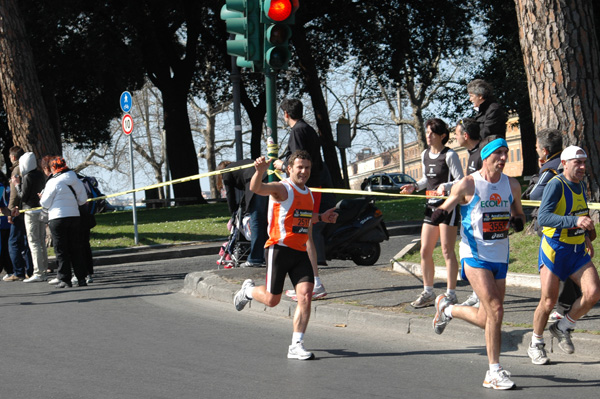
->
[[39, 156, 87, 288]]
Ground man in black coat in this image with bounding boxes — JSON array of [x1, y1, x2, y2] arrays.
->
[[220, 159, 268, 267], [467, 79, 508, 139]]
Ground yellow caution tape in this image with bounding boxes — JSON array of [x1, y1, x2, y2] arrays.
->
[[19, 162, 600, 212]]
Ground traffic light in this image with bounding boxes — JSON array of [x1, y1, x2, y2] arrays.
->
[[261, 0, 299, 70], [220, 0, 263, 72]]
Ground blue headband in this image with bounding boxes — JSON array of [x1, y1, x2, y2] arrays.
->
[[481, 138, 508, 160]]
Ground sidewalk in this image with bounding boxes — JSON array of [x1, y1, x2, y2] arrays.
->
[[91, 221, 600, 361]]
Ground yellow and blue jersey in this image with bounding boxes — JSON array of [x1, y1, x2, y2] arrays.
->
[[541, 175, 588, 245]]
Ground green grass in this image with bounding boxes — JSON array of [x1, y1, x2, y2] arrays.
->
[[376, 197, 426, 222], [86, 196, 426, 252], [399, 224, 600, 275], [89, 203, 231, 251]]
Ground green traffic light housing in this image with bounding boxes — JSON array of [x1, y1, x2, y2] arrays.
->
[[261, 0, 298, 71], [220, 0, 263, 72]]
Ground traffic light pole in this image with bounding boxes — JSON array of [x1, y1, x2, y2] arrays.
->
[[265, 68, 278, 182]]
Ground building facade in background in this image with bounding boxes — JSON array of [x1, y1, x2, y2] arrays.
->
[[348, 117, 523, 190]]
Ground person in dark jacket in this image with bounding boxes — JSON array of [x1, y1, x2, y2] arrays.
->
[[219, 159, 268, 267], [0, 171, 14, 280], [17, 152, 49, 282], [5, 146, 33, 281], [467, 79, 508, 139]]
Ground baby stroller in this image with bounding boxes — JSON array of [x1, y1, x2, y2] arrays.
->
[[217, 205, 251, 268]]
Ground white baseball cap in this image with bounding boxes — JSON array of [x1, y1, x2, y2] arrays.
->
[[561, 145, 587, 161]]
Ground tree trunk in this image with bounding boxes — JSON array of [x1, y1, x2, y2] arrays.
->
[[292, 22, 343, 188], [515, 0, 600, 200], [204, 112, 217, 199], [162, 90, 205, 204], [517, 101, 537, 176], [240, 83, 266, 160], [0, 0, 61, 158]]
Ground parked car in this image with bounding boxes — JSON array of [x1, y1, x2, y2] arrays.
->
[[361, 173, 416, 193]]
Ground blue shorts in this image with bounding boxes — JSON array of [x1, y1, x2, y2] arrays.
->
[[461, 258, 508, 281], [538, 236, 591, 281]]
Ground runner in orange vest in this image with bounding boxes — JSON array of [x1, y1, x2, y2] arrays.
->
[[233, 150, 338, 360]]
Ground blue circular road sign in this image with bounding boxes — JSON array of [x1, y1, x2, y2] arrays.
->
[[120, 91, 132, 113]]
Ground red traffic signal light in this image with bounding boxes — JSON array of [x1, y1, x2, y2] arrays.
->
[[266, 0, 292, 21]]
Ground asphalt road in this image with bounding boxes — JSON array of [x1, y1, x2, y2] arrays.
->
[[2, 236, 600, 398]]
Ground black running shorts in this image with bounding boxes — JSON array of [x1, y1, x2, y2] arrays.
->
[[265, 244, 314, 295]]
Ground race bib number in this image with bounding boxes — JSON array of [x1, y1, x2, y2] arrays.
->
[[292, 209, 312, 235], [567, 207, 589, 237], [482, 212, 509, 240]]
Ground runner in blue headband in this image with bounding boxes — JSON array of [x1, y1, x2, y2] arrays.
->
[[481, 138, 508, 160]]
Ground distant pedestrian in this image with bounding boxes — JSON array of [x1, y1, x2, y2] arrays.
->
[[467, 79, 507, 139], [400, 118, 464, 308], [17, 152, 49, 282], [6, 146, 34, 281], [39, 156, 88, 288], [0, 171, 14, 280], [219, 159, 268, 267]]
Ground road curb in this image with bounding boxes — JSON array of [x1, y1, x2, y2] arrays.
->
[[182, 270, 600, 361]]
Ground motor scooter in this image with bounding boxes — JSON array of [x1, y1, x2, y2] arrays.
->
[[321, 197, 389, 265]]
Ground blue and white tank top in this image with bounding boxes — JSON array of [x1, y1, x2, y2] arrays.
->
[[459, 171, 513, 263]]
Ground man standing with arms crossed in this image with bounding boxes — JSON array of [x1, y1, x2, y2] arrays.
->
[[233, 150, 338, 360], [527, 145, 600, 365], [431, 136, 525, 390]]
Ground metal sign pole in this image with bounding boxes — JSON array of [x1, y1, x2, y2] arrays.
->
[[129, 134, 139, 245], [121, 92, 139, 246]]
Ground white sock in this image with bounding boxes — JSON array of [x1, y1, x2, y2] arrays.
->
[[471, 291, 478, 299], [424, 286, 434, 294], [444, 305, 453, 319], [489, 363, 501, 373], [292, 332, 304, 344], [245, 286, 253, 300], [558, 313, 576, 331], [446, 289, 456, 296], [314, 276, 322, 287], [531, 333, 544, 345]]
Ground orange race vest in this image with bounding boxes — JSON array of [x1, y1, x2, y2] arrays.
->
[[265, 179, 314, 252]]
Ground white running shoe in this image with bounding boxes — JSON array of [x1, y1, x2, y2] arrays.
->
[[23, 275, 46, 283], [411, 290, 435, 308], [549, 321, 574, 354], [433, 294, 452, 335], [548, 310, 563, 322], [287, 340, 315, 360], [285, 285, 328, 301], [460, 292, 480, 308], [527, 343, 550, 365], [483, 368, 515, 390], [233, 279, 255, 311], [48, 277, 60, 285], [445, 291, 458, 305]]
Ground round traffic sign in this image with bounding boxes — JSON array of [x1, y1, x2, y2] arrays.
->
[[122, 113, 134, 135], [120, 91, 132, 113]]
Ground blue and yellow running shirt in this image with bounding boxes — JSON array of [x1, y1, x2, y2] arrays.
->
[[539, 174, 588, 245], [459, 171, 513, 263]]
